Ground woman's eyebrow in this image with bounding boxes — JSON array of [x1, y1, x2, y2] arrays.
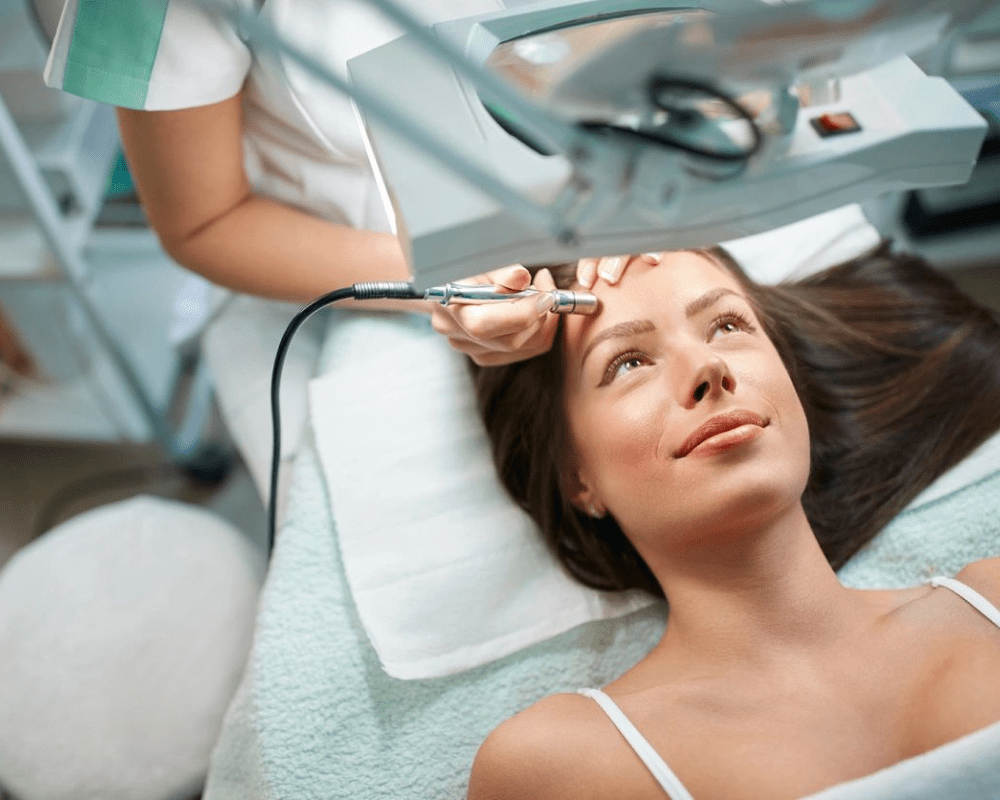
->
[[685, 287, 742, 318], [581, 319, 656, 366]]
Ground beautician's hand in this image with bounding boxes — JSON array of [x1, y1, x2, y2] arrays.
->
[[430, 264, 560, 366], [576, 252, 662, 288]]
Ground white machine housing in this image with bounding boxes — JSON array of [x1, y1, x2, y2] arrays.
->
[[346, 0, 989, 289]]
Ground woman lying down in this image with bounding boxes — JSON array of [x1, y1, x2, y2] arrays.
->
[[465, 243, 1000, 799]]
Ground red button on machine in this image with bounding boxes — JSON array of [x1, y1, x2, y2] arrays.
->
[[811, 112, 862, 137]]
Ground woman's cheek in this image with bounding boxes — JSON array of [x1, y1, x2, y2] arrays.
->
[[741, 350, 812, 480], [586, 390, 666, 490]]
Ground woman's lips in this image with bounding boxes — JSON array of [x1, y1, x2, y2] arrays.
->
[[674, 410, 769, 458]]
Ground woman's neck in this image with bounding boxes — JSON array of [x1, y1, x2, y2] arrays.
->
[[646, 503, 873, 676]]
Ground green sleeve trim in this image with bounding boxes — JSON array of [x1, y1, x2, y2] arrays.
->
[[62, 0, 171, 109], [62, 61, 149, 109]]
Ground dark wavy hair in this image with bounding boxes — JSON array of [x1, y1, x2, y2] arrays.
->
[[471, 243, 1000, 598]]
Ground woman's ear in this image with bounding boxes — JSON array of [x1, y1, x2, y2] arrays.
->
[[562, 467, 606, 519]]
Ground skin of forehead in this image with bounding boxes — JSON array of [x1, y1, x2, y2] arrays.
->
[[563, 251, 745, 364]]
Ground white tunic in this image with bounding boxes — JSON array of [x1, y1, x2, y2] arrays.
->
[[45, 0, 503, 231]]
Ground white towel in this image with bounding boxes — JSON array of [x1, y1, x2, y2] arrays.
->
[[309, 316, 651, 679]]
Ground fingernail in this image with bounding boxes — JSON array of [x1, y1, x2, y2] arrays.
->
[[598, 256, 623, 283], [501, 264, 523, 284], [535, 291, 555, 313], [643, 252, 662, 264]]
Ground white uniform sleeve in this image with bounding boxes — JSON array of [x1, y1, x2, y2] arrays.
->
[[44, 0, 253, 110]]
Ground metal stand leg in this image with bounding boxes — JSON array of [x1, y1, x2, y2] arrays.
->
[[0, 94, 226, 471]]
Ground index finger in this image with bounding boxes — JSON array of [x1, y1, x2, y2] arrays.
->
[[485, 264, 531, 292], [452, 264, 530, 292]]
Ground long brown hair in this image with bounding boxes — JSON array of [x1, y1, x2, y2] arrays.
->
[[472, 243, 1000, 598]]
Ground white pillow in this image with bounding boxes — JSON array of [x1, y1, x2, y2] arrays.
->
[[309, 204, 883, 679], [0, 497, 264, 800]]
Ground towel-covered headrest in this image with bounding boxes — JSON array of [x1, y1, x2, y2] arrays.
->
[[310, 204, 883, 679]]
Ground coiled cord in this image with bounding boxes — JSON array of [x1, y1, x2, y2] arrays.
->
[[577, 75, 763, 164]]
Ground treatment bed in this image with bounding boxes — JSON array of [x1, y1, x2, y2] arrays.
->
[[201, 206, 1000, 799]]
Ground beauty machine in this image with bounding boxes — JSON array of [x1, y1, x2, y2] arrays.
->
[[296, 0, 995, 290]]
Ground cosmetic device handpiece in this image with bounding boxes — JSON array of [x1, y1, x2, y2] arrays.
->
[[424, 283, 598, 314]]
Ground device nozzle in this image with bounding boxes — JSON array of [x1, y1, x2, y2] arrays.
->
[[549, 289, 598, 314]]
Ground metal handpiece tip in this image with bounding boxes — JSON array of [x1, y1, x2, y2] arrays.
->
[[550, 290, 599, 315]]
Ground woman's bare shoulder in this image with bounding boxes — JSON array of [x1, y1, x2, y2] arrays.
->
[[467, 692, 610, 800], [956, 557, 1000, 605]]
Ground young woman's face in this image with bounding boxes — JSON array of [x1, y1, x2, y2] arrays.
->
[[561, 252, 811, 558]]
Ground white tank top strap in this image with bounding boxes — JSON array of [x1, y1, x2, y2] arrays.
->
[[577, 688, 695, 800], [929, 576, 1000, 630]]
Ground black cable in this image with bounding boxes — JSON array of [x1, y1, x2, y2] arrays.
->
[[267, 281, 422, 556], [577, 75, 763, 164]]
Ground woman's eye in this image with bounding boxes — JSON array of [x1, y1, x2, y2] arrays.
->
[[616, 357, 644, 377], [710, 312, 754, 340], [602, 352, 648, 385]]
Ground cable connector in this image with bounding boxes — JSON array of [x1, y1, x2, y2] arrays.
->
[[352, 281, 423, 301]]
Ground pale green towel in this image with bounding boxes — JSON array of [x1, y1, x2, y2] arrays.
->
[[204, 448, 1000, 799]]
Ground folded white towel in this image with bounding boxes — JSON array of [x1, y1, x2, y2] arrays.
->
[[310, 316, 651, 679]]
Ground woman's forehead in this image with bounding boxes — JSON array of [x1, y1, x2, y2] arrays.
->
[[564, 251, 743, 342]]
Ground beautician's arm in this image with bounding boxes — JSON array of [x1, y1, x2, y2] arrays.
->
[[117, 92, 411, 306], [433, 253, 662, 365], [118, 90, 560, 362]]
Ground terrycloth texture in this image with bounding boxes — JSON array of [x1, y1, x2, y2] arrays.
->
[[203, 441, 1000, 799], [839, 462, 1000, 589], [905, 430, 1000, 511], [199, 655, 269, 799], [309, 203, 881, 680], [309, 313, 652, 679]]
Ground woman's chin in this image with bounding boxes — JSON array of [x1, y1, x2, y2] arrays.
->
[[621, 466, 808, 551]]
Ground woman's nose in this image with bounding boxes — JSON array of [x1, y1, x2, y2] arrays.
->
[[684, 351, 736, 407]]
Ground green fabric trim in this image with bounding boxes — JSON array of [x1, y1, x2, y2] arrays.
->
[[63, 0, 171, 109]]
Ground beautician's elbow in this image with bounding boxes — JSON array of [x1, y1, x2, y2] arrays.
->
[[154, 195, 255, 290]]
